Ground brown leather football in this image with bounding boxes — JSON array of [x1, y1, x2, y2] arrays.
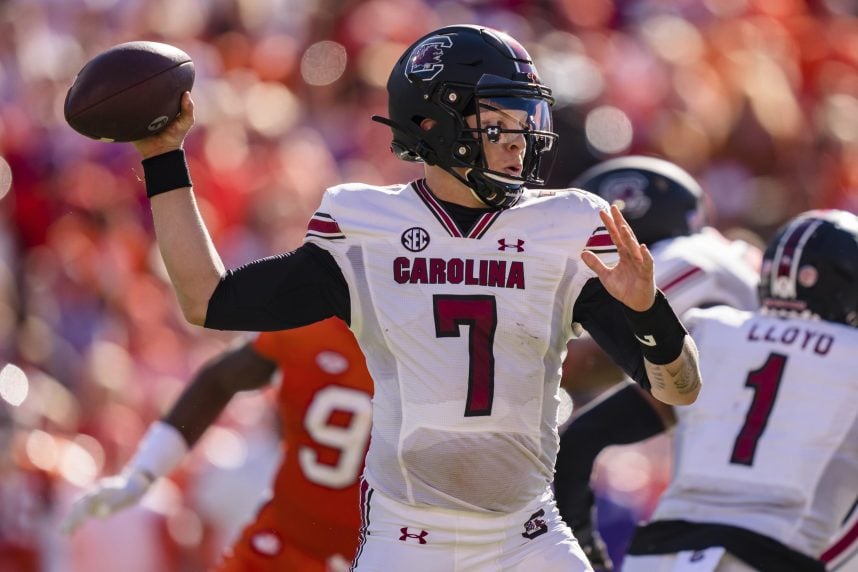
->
[[64, 41, 194, 142]]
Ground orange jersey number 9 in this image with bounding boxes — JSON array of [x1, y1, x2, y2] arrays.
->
[[299, 386, 372, 489]]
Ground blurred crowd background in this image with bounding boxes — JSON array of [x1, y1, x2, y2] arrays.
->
[[0, 0, 856, 570]]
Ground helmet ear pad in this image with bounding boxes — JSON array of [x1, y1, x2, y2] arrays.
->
[[410, 88, 483, 169], [381, 78, 477, 168]]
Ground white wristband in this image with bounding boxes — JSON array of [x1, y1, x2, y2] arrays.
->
[[126, 421, 189, 480]]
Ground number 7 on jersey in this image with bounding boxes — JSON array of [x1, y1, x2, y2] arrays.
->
[[433, 294, 497, 417]]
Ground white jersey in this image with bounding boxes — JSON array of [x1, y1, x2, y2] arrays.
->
[[650, 227, 759, 316], [305, 180, 618, 513], [652, 305, 858, 558]]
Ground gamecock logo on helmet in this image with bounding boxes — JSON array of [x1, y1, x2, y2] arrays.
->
[[406, 36, 453, 81], [599, 173, 652, 219]]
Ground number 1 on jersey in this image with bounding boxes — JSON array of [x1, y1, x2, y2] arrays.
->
[[433, 295, 497, 417], [730, 352, 788, 466]]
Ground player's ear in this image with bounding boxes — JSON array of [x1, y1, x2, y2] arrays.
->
[[420, 118, 436, 131]]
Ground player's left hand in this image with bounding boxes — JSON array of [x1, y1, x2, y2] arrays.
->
[[61, 469, 153, 535], [582, 204, 655, 312]]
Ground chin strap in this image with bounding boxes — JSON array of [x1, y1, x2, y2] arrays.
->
[[432, 165, 523, 209], [466, 169, 523, 208], [432, 165, 524, 209]]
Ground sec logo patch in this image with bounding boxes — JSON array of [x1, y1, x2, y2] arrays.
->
[[402, 227, 430, 252]]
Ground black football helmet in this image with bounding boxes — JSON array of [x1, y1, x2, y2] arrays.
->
[[373, 25, 558, 209], [572, 155, 705, 246], [759, 209, 858, 327]]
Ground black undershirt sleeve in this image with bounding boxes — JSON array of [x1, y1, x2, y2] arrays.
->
[[572, 278, 650, 392], [204, 243, 350, 331]]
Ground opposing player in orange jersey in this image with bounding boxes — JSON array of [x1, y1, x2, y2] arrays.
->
[[63, 317, 373, 571]]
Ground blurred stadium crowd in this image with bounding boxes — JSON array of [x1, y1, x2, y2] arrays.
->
[[0, 0, 855, 570]]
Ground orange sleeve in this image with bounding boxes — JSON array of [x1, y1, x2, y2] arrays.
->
[[251, 330, 294, 363]]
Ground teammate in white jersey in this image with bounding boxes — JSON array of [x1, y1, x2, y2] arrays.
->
[[616, 209, 858, 571], [115, 25, 702, 571], [554, 156, 761, 570], [556, 160, 858, 571]]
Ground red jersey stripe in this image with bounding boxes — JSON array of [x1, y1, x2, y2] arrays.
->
[[308, 217, 342, 234], [660, 266, 704, 294], [821, 517, 858, 564], [585, 229, 614, 249]]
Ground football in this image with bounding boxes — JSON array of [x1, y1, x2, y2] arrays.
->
[[64, 41, 194, 142]]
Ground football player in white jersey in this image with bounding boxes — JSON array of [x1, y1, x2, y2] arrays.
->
[[117, 25, 702, 571], [555, 160, 858, 572], [554, 156, 761, 570], [616, 209, 858, 571]]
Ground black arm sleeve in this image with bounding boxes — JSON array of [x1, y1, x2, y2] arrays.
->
[[204, 243, 350, 331], [572, 278, 650, 391]]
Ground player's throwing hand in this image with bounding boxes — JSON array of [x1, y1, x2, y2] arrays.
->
[[132, 91, 195, 160]]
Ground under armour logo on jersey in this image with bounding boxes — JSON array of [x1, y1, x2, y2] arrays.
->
[[399, 527, 428, 544], [498, 238, 525, 252], [521, 508, 548, 540]]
